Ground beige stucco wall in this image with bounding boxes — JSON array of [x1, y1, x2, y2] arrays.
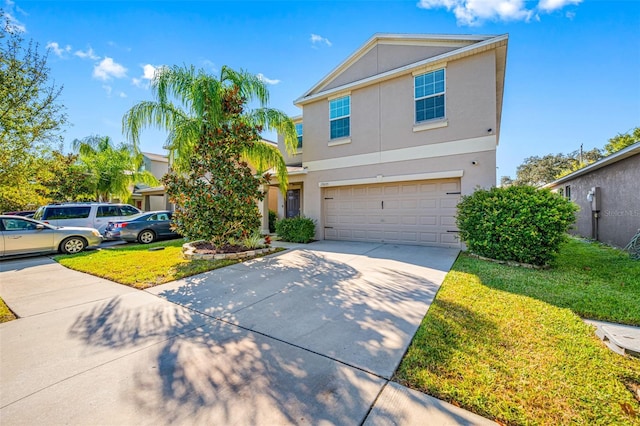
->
[[144, 158, 169, 180], [321, 42, 472, 92], [296, 50, 497, 163]]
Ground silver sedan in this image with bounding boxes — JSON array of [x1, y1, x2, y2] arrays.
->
[[0, 215, 103, 257]]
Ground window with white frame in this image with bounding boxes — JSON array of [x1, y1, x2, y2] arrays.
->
[[414, 69, 445, 123], [329, 95, 350, 139], [295, 123, 303, 149]]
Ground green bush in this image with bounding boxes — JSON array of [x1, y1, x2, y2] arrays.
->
[[275, 216, 316, 243], [456, 186, 578, 266], [268, 210, 277, 233]]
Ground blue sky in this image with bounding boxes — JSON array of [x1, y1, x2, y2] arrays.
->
[[6, 0, 640, 180]]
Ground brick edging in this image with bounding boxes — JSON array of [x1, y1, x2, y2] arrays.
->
[[182, 240, 278, 260]]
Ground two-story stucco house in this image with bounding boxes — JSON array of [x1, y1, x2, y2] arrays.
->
[[271, 33, 508, 248]]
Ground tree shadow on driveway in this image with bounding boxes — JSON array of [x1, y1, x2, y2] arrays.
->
[[65, 244, 451, 424]]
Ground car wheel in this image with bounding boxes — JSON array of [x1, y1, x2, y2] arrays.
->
[[60, 237, 87, 254], [138, 230, 156, 244]]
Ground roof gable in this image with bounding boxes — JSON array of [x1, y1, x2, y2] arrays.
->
[[298, 34, 502, 102]]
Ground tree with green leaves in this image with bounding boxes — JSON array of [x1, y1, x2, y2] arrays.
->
[[514, 153, 576, 187], [0, 11, 67, 211], [603, 127, 639, 155], [37, 151, 95, 202], [122, 65, 298, 190], [73, 135, 157, 202], [162, 86, 268, 245]]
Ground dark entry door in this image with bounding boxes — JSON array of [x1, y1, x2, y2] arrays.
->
[[286, 189, 300, 218]]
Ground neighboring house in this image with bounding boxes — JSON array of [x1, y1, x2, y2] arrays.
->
[[269, 33, 508, 247], [543, 142, 640, 249], [132, 152, 171, 211]]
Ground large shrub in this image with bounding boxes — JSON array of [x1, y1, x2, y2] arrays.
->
[[456, 186, 578, 266], [275, 217, 315, 243]]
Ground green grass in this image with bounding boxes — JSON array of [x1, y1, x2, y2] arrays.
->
[[55, 240, 284, 289], [476, 238, 640, 325], [396, 238, 640, 425], [0, 297, 16, 323]]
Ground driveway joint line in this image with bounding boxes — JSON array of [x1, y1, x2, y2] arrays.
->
[[150, 292, 393, 381], [359, 381, 390, 426]]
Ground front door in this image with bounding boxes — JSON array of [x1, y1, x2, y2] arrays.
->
[[286, 189, 300, 218]]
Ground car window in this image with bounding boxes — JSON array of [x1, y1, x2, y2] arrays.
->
[[97, 205, 121, 218], [147, 214, 159, 221], [46, 206, 91, 220], [2, 218, 38, 231], [120, 205, 140, 216], [33, 207, 45, 220], [158, 213, 169, 221]]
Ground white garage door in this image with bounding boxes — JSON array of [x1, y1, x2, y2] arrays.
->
[[323, 178, 461, 248]]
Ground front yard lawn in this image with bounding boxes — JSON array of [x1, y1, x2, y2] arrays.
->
[[396, 238, 640, 425], [55, 240, 283, 289]]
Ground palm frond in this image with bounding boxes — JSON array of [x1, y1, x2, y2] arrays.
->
[[248, 108, 298, 155], [242, 141, 288, 193], [220, 66, 269, 107]]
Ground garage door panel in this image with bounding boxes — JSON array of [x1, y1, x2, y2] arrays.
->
[[401, 200, 418, 209], [402, 216, 417, 225], [324, 178, 461, 248], [383, 215, 399, 224], [440, 198, 459, 209], [441, 182, 460, 192], [441, 216, 457, 226], [419, 233, 438, 243], [420, 216, 437, 226]]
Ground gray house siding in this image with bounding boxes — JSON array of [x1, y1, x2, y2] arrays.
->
[[563, 154, 639, 248]]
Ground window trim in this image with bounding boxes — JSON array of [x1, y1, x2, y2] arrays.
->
[[414, 68, 446, 124], [329, 95, 350, 140], [295, 122, 303, 150]]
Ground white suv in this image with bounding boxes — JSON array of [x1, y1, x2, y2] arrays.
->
[[33, 203, 141, 235]]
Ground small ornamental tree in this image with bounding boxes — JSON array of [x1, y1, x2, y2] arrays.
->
[[456, 186, 578, 266], [163, 87, 267, 246]]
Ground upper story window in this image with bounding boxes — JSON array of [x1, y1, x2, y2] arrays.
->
[[330, 95, 350, 139], [415, 69, 445, 123], [295, 123, 303, 149]]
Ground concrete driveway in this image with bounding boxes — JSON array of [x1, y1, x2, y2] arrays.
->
[[0, 241, 494, 425]]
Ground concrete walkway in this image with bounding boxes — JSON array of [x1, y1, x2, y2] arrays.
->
[[0, 241, 494, 425], [584, 319, 640, 357]]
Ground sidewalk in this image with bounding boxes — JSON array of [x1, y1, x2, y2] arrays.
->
[[584, 319, 640, 358]]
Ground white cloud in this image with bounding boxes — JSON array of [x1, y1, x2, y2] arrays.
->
[[119, 92, 127, 98], [75, 47, 99, 60], [132, 64, 160, 88], [310, 33, 332, 47], [538, 0, 581, 12], [257, 73, 281, 85], [93, 57, 127, 81], [4, 0, 26, 32], [46, 41, 71, 58], [417, 0, 581, 26], [142, 64, 157, 80]]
